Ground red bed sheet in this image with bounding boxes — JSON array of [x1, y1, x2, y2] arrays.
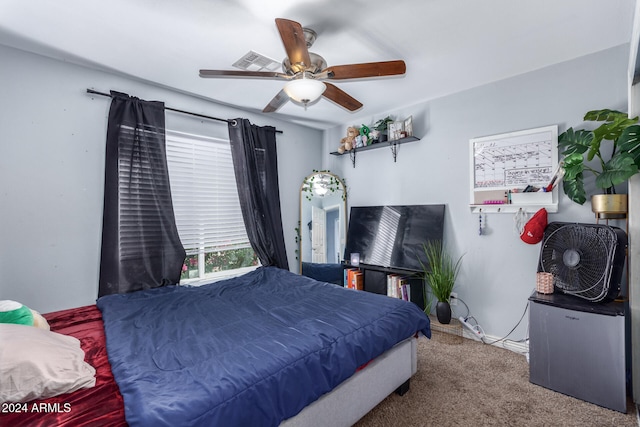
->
[[0, 305, 127, 427]]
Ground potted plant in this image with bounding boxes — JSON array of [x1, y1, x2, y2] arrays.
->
[[420, 240, 463, 324], [373, 116, 393, 142], [558, 109, 640, 216]]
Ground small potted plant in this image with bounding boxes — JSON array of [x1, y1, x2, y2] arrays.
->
[[558, 109, 640, 217], [420, 240, 463, 324], [373, 116, 393, 142]]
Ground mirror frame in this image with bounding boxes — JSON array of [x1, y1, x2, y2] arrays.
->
[[299, 171, 347, 273]]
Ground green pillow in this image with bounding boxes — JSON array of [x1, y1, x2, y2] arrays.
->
[[0, 300, 34, 326]]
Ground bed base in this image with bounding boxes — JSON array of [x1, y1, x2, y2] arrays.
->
[[395, 378, 411, 396], [280, 337, 418, 427]]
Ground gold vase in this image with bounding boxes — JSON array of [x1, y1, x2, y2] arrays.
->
[[591, 194, 628, 219]]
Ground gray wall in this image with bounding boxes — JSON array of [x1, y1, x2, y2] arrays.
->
[[0, 44, 323, 313], [323, 45, 629, 340], [0, 42, 630, 342]]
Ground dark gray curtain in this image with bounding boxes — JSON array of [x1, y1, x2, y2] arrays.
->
[[99, 91, 186, 297], [228, 119, 289, 270]]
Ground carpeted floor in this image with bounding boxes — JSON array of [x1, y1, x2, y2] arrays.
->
[[355, 331, 637, 426]]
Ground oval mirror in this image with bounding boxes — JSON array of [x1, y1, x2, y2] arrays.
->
[[299, 171, 347, 282]]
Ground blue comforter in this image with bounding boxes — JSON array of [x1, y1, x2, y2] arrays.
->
[[97, 266, 430, 427]]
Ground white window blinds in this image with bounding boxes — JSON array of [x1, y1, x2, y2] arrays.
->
[[165, 130, 251, 257]]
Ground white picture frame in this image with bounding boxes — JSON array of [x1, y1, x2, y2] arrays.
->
[[403, 116, 413, 137], [388, 121, 404, 141]]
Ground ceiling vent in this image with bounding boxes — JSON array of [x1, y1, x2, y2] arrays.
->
[[232, 51, 280, 72]]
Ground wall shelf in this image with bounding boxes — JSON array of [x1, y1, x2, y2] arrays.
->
[[342, 262, 425, 310], [330, 136, 420, 167], [470, 203, 558, 214], [470, 190, 558, 213]]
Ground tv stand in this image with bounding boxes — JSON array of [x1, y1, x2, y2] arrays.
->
[[343, 263, 425, 310]]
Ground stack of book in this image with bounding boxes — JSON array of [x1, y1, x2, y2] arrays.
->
[[344, 268, 364, 290], [387, 274, 411, 302]]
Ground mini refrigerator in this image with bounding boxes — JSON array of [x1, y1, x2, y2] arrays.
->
[[528, 291, 627, 412]]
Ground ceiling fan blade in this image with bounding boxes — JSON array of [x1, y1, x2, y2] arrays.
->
[[263, 89, 290, 113], [199, 69, 290, 80], [322, 83, 363, 111], [275, 18, 312, 73], [322, 60, 406, 80]]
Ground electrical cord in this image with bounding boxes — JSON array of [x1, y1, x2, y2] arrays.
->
[[454, 296, 530, 350], [466, 319, 486, 338], [453, 295, 470, 319], [456, 298, 486, 341], [480, 301, 529, 346]]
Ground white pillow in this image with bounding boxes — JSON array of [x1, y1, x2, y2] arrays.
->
[[0, 323, 96, 403], [29, 309, 50, 331]]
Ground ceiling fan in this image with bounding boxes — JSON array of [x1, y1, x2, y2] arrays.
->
[[199, 18, 406, 113]]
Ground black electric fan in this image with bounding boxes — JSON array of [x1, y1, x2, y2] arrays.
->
[[538, 222, 627, 302]]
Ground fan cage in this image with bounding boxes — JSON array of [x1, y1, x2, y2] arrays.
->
[[538, 223, 624, 302]]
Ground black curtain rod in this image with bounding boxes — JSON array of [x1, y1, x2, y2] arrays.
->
[[86, 89, 283, 134]]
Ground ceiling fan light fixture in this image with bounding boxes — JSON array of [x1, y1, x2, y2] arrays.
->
[[283, 76, 326, 107], [313, 178, 329, 196]]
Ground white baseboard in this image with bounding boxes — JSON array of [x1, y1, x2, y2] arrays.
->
[[430, 315, 529, 356], [460, 330, 529, 355]]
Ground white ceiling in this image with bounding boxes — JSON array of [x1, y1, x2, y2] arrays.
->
[[0, 0, 636, 129]]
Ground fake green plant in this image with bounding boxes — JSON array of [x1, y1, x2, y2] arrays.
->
[[294, 221, 301, 261], [419, 241, 463, 307], [558, 109, 640, 205], [373, 116, 393, 132]]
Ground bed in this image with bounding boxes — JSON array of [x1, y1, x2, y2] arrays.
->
[[0, 305, 127, 427], [1, 266, 429, 427]]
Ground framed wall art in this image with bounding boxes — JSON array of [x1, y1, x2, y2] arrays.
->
[[388, 121, 404, 141], [403, 116, 413, 137]]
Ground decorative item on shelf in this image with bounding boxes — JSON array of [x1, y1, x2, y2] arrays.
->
[[558, 109, 640, 215], [337, 126, 359, 154], [419, 240, 464, 324], [388, 121, 404, 141], [350, 253, 360, 266], [359, 124, 372, 146], [373, 116, 394, 142], [403, 116, 413, 137]]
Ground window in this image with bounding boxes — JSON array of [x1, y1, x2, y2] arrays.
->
[[165, 130, 258, 284]]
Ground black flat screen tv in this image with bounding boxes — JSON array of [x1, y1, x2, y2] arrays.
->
[[343, 204, 446, 272]]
